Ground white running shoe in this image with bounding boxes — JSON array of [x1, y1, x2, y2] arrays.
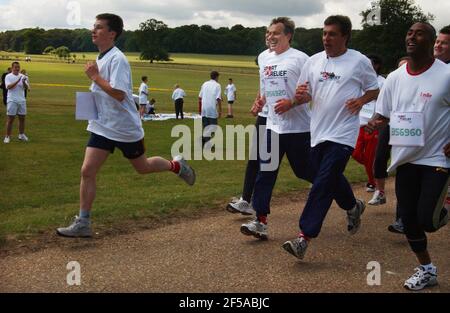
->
[[56, 216, 92, 238], [18, 134, 29, 141], [404, 266, 438, 291], [173, 155, 196, 186], [3, 136, 10, 144], [366, 183, 376, 193], [226, 198, 255, 215], [240, 219, 268, 240], [368, 190, 386, 205], [347, 199, 365, 235], [282, 237, 309, 260]]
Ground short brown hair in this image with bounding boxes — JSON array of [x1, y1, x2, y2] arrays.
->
[[324, 15, 352, 46], [96, 13, 124, 40], [270, 17, 295, 43]]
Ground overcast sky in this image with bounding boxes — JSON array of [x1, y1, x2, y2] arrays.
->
[[0, 0, 448, 31]]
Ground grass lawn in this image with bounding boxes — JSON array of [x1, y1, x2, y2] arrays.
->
[[0, 54, 367, 243]]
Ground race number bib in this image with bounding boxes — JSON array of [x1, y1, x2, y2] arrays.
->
[[389, 112, 424, 147], [264, 78, 287, 125], [359, 102, 375, 120]]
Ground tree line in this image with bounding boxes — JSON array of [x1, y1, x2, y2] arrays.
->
[[0, 0, 435, 72]]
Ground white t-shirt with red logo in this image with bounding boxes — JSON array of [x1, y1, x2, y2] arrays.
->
[[376, 59, 450, 172], [298, 49, 379, 148], [259, 47, 310, 134]]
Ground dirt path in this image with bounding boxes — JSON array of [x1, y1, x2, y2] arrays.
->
[[1, 178, 449, 293]]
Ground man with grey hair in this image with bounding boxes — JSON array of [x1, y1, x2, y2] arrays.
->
[[240, 17, 314, 240]]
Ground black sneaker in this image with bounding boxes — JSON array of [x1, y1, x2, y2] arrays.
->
[[347, 199, 366, 235]]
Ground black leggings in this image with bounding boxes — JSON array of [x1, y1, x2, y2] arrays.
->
[[396, 164, 449, 253], [374, 125, 391, 179], [242, 116, 267, 202]]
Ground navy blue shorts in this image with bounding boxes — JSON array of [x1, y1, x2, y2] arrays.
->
[[87, 133, 145, 160]]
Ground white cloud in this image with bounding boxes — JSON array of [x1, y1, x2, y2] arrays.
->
[[0, 0, 447, 31]]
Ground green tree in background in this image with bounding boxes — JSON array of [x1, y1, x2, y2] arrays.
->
[[43, 46, 55, 55], [137, 18, 170, 63], [54, 46, 71, 60], [353, 0, 434, 71], [23, 28, 46, 54]]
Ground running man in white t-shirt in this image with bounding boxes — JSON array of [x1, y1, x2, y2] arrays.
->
[[57, 14, 196, 238], [226, 45, 272, 216], [434, 25, 450, 64], [367, 22, 449, 291], [240, 17, 314, 240], [434, 26, 450, 211], [224, 78, 237, 118], [3, 62, 29, 144], [282, 15, 379, 259], [138, 76, 149, 119]]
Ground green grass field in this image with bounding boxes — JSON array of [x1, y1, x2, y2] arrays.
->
[[0, 53, 367, 243]]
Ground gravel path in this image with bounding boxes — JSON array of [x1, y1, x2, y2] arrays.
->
[[1, 178, 448, 293]]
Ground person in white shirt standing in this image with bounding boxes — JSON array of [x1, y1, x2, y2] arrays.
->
[[138, 76, 149, 119], [368, 22, 449, 291], [283, 15, 379, 259], [224, 78, 237, 118], [57, 13, 196, 238], [172, 84, 186, 119], [3, 61, 29, 144], [240, 17, 314, 240], [199, 71, 222, 146]]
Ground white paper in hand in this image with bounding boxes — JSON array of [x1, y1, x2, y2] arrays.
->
[[76, 92, 98, 120]]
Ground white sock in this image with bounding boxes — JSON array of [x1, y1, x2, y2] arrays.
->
[[422, 263, 436, 272]]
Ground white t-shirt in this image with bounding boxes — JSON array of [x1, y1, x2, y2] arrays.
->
[[5, 73, 26, 103], [139, 82, 148, 104], [199, 80, 221, 118], [88, 46, 144, 143], [298, 49, 379, 148], [376, 59, 450, 173], [172, 88, 186, 101], [359, 75, 385, 126], [225, 83, 237, 102], [257, 49, 272, 118], [260, 47, 310, 134]]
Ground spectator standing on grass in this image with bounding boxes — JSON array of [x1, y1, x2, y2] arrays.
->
[[139, 76, 149, 119], [3, 62, 30, 144], [199, 71, 222, 146], [224, 78, 237, 118], [1, 67, 11, 106], [172, 84, 186, 119]]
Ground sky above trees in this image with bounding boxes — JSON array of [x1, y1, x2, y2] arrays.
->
[[0, 0, 448, 31]]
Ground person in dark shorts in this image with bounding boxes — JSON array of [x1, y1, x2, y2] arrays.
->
[[56, 13, 196, 238]]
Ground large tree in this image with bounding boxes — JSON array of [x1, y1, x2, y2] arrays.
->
[[23, 28, 46, 54], [353, 0, 434, 71], [137, 19, 170, 63]]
